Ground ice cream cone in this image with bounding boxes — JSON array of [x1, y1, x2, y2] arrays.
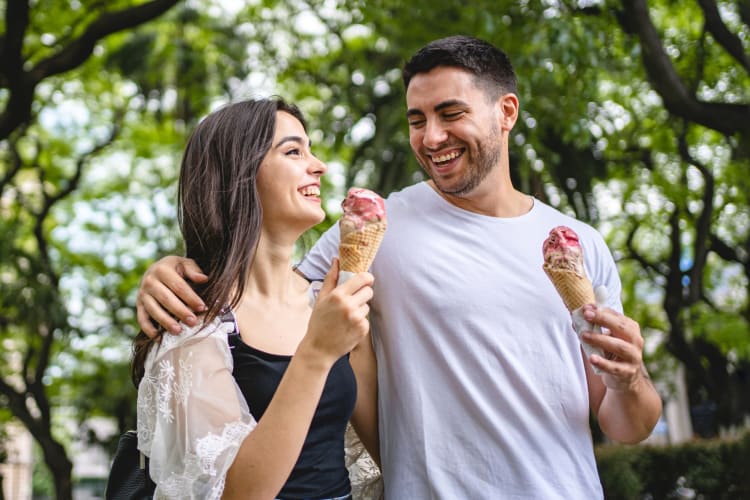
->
[[542, 225, 596, 311], [337, 188, 387, 281], [542, 266, 596, 312], [542, 225, 605, 373], [339, 220, 387, 273]]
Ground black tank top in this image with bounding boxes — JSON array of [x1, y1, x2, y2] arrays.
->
[[227, 320, 356, 499]]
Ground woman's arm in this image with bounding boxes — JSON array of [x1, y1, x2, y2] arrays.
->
[[223, 350, 338, 499], [223, 267, 374, 499]]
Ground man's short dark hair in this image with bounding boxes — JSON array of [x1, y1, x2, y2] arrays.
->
[[402, 35, 518, 99]]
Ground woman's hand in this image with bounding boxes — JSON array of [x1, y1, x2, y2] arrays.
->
[[300, 259, 374, 369]]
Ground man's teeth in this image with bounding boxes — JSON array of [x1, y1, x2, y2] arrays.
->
[[432, 151, 461, 163], [300, 186, 320, 196]]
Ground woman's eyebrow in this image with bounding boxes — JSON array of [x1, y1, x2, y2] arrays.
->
[[274, 136, 310, 148]]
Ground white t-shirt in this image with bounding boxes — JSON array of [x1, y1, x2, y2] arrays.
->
[[298, 182, 621, 499]]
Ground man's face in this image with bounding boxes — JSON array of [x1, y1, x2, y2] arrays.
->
[[406, 66, 503, 197]]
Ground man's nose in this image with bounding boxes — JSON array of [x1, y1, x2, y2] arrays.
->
[[422, 120, 448, 149]]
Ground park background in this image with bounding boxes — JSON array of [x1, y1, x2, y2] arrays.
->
[[0, 0, 749, 498]]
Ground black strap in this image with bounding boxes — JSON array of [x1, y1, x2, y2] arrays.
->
[[105, 430, 155, 500]]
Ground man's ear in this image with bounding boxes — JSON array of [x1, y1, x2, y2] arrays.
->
[[497, 93, 519, 131]]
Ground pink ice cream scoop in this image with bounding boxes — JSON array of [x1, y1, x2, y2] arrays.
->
[[338, 188, 387, 275], [542, 225, 594, 311], [341, 187, 387, 230], [543, 225, 585, 277]]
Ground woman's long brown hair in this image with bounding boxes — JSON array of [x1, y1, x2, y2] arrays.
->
[[131, 98, 307, 387]]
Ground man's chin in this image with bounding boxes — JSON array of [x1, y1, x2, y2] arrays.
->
[[431, 178, 475, 198]]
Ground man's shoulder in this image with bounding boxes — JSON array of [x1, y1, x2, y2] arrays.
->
[[533, 199, 607, 247], [384, 181, 427, 205], [534, 199, 592, 229]]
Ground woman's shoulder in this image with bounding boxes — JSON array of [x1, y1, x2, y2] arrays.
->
[[152, 316, 235, 362]]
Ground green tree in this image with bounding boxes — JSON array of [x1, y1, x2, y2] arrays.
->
[[608, 0, 750, 435], [2, 4, 748, 499], [0, 2, 211, 498]]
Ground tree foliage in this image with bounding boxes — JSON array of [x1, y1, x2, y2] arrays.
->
[[0, 1, 256, 497], [1, 0, 749, 497]]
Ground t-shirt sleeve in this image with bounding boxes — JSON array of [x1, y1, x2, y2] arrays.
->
[[588, 231, 623, 314], [296, 223, 341, 281]]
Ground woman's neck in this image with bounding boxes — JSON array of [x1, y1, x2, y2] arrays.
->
[[243, 236, 307, 302]]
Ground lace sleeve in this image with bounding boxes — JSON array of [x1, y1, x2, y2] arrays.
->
[[345, 423, 383, 500], [137, 318, 256, 500]]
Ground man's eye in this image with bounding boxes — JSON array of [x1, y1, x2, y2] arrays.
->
[[443, 111, 463, 120], [408, 120, 425, 128]]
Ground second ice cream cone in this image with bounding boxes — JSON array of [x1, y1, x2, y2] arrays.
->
[[543, 266, 595, 312]]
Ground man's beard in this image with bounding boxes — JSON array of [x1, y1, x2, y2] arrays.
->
[[426, 123, 502, 197]]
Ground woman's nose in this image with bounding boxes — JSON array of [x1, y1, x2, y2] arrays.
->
[[310, 155, 327, 176]]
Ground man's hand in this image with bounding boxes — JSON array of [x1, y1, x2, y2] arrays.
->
[[581, 303, 663, 443], [580, 304, 648, 392], [136, 256, 208, 337]]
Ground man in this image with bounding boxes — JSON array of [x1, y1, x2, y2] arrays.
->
[[136, 36, 662, 498]]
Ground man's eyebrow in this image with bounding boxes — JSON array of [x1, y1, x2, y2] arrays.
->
[[406, 99, 468, 117], [434, 99, 467, 112], [274, 136, 311, 148]]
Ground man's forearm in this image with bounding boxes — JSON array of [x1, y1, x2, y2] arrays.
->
[[597, 369, 662, 444]]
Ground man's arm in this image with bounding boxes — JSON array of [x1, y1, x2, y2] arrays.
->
[[349, 334, 380, 466], [136, 256, 208, 336], [583, 305, 663, 444], [296, 222, 341, 280], [137, 224, 343, 336]]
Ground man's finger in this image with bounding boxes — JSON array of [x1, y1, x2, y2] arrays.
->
[[178, 258, 209, 284], [582, 331, 638, 362], [155, 272, 206, 313], [583, 306, 635, 339], [137, 304, 160, 338], [143, 289, 192, 332]]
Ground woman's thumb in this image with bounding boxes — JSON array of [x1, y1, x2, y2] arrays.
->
[[317, 258, 340, 299]]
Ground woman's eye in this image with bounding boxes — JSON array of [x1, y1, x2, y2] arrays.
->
[[285, 149, 302, 156]]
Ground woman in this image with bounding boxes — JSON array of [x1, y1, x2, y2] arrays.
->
[[132, 98, 380, 499]]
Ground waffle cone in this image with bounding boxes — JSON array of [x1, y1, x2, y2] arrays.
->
[[543, 266, 595, 312], [338, 221, 386, 273]]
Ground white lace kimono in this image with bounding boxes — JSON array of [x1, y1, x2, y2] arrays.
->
[[136, 316, 382, 500]]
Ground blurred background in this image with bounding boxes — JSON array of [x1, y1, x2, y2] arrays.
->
[[0, 0, 748, 498]]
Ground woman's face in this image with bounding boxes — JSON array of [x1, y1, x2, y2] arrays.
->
[[257, 111, 327, 233]]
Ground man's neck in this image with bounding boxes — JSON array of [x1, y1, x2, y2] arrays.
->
[[427, 180, 533, 218]]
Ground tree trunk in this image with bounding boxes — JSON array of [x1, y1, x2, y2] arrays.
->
[[39, 437, 74, 500]]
